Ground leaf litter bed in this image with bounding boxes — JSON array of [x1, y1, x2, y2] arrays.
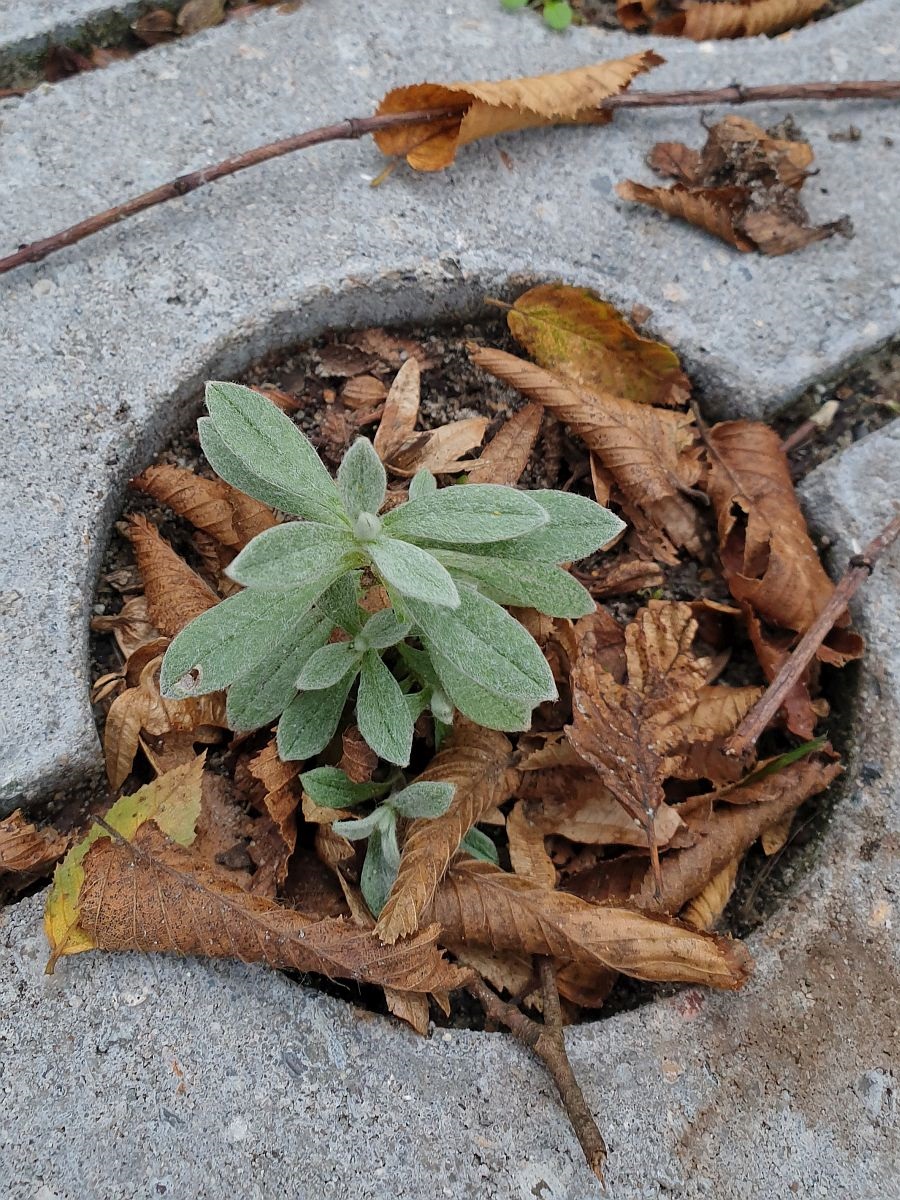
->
[[6, 283, 877, 1182]]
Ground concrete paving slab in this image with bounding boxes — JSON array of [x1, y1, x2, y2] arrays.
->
[[1, 0, 899, 808], [1, 422, 897, 1199]]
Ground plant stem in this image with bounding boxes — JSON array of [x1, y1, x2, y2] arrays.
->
[[726, 511, 900, 756], [2, 80, 898, 277], [467, 972, 607, 1186]]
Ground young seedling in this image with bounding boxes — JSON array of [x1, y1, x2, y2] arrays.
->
[[160, 382, 623, 766]]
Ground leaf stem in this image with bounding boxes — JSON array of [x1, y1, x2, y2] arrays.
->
[[2, 80, 899, 276], [725, 511, 900, 756], [467, 970, 607, 1186]]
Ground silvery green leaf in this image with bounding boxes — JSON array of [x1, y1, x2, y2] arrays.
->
[[389, 781, 455, 820], [205, 382, 342, 514], [459, 827, 499, 864], [277, 671, 355, 760], [317, 573, 363, 636], [296, 641, 362, 691], [396, 643, 440, 690], [358, 607, 412, 650], [429, 685, 455, 726], [226, 609, 331, 731], [226, 522, 361, 591], [408, 469, 437, 501], [408, 585, 556, 705], [337, 437, 387, 520], [494, 490, 624, 562], [356, 650, 414, 766], [368, 537, 460, 608], [300, 766, 390, 809], [426, 645, 533, 732], [332, 807, 386, 842], [199, 419, 326, 517], [382, 484, 548, 545], [431, 549, 594, 617], [360, 818, 400, 917], [161, 588, 314, 699]]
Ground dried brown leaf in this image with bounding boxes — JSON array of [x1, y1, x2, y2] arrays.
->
[[126, 515, 219, 637], [132, 9, 178, 43], [177, 0, 225, 35], [76, 822, 468, 994], [91, 595, 159, 659], [680, 857, 740, 931], [340, 726, 378, 784], [469, 345, 703, 556], [466, 402, 544, 485], [517, 777, 685, 849], [247, 738, 299, 893], [506, 801, 557, 889], [656, 0, 827, 40], [647, 140, 702, 184], [617, 181, 755, 251], [0, 811, 69, 889], [132, 464, 276, 549], [373, 358, 421, 463], [376, 723, 519, 944], [341, 375, 388, 410], [387, 418, 489, 478], [616, 0, 657, 29], [374, 52, 664, 172], [430, 859, 750, 989]]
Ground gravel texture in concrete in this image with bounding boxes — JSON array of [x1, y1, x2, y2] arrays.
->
[[1, 421, 898, 1200], [1, 0, 899, 808]]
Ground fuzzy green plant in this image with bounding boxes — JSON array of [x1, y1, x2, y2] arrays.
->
[[500, 0, 574, 31], [301, 766, 499, 914], [160, 381, 623, 767]]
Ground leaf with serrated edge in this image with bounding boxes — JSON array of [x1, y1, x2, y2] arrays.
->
[[357, 651, 415, 766], [375, 723, 518, 943], [44, 758, 204, 970], [383, 484, 548, 545]]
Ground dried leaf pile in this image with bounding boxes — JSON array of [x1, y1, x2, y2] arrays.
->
[[3, 283, 863, 1178]]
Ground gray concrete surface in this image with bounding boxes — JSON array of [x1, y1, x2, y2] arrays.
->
[[2, 422, 898, 1199], [1, 0, 899, 808]]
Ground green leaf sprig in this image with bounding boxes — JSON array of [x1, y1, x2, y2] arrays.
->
[[160, 382, 624, 766]]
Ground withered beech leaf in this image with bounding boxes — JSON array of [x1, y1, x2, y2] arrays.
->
[[104, 655, 228, 789], [506, 801, 557, 889], [469, 345, 704, 557], [387, 418, 489, 478], [617, 181, 755, 252], [569, 757, 842, 913], [247, 738, 300, 894], [430, 859, 751, 990], [616, 0, 658, 30], [466, 402, 544, 486], [517, 775, 685, 850], [373, 358, 421, 463], [373, 52, 664, 172], [646, 140, 702, 184], [132, 464, 276, 549], [177, 0, 225, 36], [680, 857, 741, 931], [655, 0, 827, 40], [376, 723, 519, 944], [91, 594, 159, 659], [76, 822, 468, 995], [126, 515, 219, 637], [340, 725, 379, 783], [707, 420, 863, 661], [506, 284, 691, 407]]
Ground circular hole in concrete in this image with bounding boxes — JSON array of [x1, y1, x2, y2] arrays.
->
[[88, 304, 861, 1029]]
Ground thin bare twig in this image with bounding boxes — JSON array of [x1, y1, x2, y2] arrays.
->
[[467, 973, 607, 1186], [726, 511, 900, 756], [2, 79, 898, 277]]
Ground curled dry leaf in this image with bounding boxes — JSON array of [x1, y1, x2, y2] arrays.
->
[[104, 654, 228, 788], [506, 284, 691, 407], [247, 737, 300, 893], [430, 859, 751, 990], [132, 9, 178, 44], [617, 0, 657, 30], [655, 0, 827, 40], [517, 776, 686, 850], [569, 757, 842, 913], [619, 116, 850, 256], [132, 464, 276, 549], [0, 810, 69, 892], [340, 725, 379, 783], [91, 594, 159, 658], [373, 52, 664, 171], [341, 375, 388, 411], [387, 418, 489, 478], [574, 555, 665, 599], [470, 345, 703, 558], [126, 516, 219, 637], [466, 402, 544, 486], [373, 357, 421, 463], [680, 857, 741, 931], [376, 723, 519, 944], [506, 801, 557, 889]]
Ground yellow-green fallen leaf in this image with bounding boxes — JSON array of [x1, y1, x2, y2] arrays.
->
[[506, 283, 690, 407], [44, 756, 204, 971]]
